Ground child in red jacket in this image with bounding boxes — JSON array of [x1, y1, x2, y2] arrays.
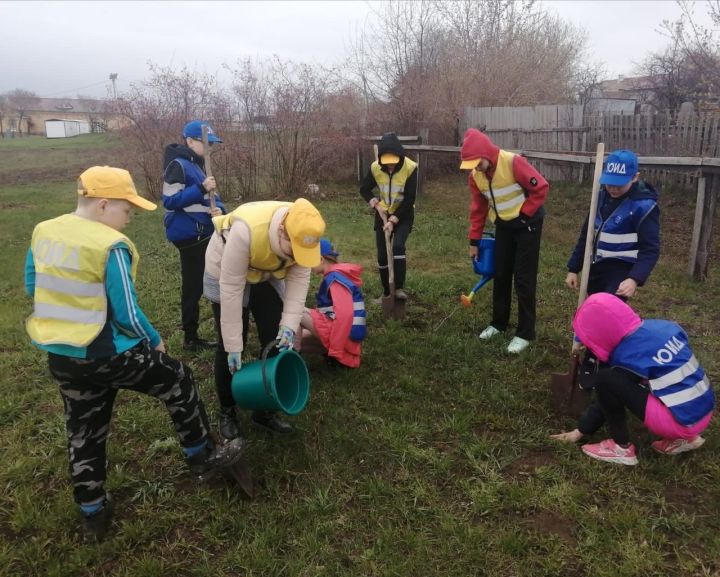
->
[[299, 239, 366, 368]]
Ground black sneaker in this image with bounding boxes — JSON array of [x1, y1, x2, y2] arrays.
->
[[219, 406, 241, 441], [183, 337, 217, 351], [81, 494, 113, 544], [251, 411, 294, 435], [186, 438, 245, 482]]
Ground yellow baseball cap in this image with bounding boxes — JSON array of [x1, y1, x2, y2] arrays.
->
[[380, 153, 400, 164], [78, 166, 157, 211], [459, 158, 481, 170], [285, 198, 326, 267]]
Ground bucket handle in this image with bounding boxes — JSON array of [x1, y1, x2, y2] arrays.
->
[[259, 339, 281, 404]]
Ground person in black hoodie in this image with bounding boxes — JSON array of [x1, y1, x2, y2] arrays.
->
[[359, 133, 418, 301], [162, 120, 226, 351]]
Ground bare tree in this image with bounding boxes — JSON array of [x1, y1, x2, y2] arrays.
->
[[0, 94, 8, 137], [638, 1, 720, 112], [6, 89, 39, 135]]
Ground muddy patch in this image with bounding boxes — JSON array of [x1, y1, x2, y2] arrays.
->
[[0, 202, 30, 209], [504, 449, 557, 479], [525, 510, 577, 546]]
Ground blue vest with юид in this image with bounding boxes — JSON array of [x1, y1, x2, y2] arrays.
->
[[593, 192, 656, 265], [610, 320, 714, 426], [164, 157, 225, 241], [316, 271, 367, 341]]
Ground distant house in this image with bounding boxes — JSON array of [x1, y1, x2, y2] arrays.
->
[[589, 75, 659, 114], [6, 97, 130, 135]]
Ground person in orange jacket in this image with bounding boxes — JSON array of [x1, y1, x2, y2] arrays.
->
[[299, 239, 366, 368]]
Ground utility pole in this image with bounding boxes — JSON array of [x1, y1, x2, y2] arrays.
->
[[109, 73, 118, 99]]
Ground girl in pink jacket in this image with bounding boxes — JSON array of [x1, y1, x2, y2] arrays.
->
[[551, 293, 714, 465], [299, 239, 366, 368]]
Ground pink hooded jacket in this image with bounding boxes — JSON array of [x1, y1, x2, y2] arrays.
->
[[572, 293, 642, 362]]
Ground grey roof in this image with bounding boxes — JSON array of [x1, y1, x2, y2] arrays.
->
[[27, 97, 110, 113]]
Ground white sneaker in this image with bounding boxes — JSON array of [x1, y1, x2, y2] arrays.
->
[[507, 336, 531, 353], [478, 325, 501, 340]]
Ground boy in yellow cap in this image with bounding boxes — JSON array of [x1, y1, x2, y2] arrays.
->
[[204, 198, 326, 438], [24, 167, 245, 542]]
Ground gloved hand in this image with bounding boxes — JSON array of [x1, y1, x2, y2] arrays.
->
[[276, 326, 295, 351], [227, 352, 242, 374]]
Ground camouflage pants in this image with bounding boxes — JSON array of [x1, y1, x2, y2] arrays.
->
[[48, 342, 208, 505]]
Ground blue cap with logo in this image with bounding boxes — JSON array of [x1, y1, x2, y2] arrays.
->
[[599, 149, 638, 186], [182, 120, 223, 143], [320, 238, 339, 261]]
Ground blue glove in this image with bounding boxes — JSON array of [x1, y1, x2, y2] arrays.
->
[[276, 326, 295, 351], [227, 352, 242, 374]]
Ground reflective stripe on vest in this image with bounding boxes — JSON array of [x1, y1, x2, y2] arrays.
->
[[213, 201, 295, 283], [316, 271, 367, 341], [471, 150, 526, 223], [26, 213, 139, 347], [164, 157, 212, 215], [371, 158, 417, 214], [611, 320, 715, 426], [593, 193, 657, 265]]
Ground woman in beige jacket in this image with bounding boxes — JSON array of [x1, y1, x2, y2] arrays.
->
[[204, 198, 326, 439]]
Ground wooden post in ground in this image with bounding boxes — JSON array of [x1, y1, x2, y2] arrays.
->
[[690, 173, 718, 280], [417, 128, 429, 196]]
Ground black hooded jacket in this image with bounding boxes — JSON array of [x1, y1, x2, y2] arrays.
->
[[163, 143, 205, 176], [359, 132, 418, 223]]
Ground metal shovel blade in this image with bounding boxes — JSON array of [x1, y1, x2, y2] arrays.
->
[[549, 356, 591, 417], [223, 456, 255, 499], [382, 293, 395, 319]]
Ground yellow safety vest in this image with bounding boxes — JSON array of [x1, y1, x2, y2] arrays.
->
[[370, 158, 417, 214], [26, 213, 139, 347], [213, 201, 295, 284], [471, 150, 526, 222]]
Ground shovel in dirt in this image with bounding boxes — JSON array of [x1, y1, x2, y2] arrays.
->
[[379, 210, 406, 320], [549, 142, 605, 416]]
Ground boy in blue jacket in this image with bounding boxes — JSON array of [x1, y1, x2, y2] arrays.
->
[[565, 149, 660, 301], [163, 120, 225, 350]]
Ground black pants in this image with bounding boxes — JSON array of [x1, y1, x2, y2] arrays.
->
[[375, 216, 412, 295], [212, 282, 283, 409], [491, 219, 543, 340], [578, 368, 649, 445], [173, 236, 211, 339], [48, 342, 208, 505]]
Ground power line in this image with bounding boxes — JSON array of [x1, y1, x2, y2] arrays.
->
[[39, 80, 109, 98]]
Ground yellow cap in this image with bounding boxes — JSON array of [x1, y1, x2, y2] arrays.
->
[[380, 153, 400, 164], [285, 198, 326, 267], [78, 166, 157, 211], [459, 158, 481, 170]]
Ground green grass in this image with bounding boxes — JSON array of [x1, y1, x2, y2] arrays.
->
[[1, 136, 719, 576]]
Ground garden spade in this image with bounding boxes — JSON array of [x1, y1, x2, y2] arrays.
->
[[549, 142, 605, 415], [379, 210, 405, 320]]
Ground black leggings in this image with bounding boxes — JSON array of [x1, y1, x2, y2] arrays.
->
[[375, 215, 412, 294], [578, 368, 649, 445]]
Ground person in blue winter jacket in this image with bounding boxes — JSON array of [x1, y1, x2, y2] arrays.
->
[[565, 149, 660, 302], [163, 120, 226, 350]]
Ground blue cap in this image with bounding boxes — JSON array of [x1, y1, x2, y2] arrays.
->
[[320, 238, 339, 260], [182, 120, 222, 143], [600, 149, 638, 186]]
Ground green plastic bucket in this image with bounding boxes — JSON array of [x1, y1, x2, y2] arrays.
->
[[231, 343, 310, 415]]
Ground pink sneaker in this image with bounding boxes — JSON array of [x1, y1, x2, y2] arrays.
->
[[651, 436, 705, 455], [581, 439, 638, 466]]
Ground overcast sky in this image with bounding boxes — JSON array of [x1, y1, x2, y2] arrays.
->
[[0, 1, 715, 99]]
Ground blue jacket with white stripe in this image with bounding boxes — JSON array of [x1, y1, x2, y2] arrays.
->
[[611, 320, 714, 426], [162, 144, 225, 243], [567, 181, 660, 286]]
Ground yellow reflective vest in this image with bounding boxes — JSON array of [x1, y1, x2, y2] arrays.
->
[[213, 201, 295, 284], [471, 150, 526, 222], [26, 214, 139, 347], [370, 158, 417, 214]]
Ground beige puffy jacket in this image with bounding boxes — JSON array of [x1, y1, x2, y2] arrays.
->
[[205, 206, 311, 353]]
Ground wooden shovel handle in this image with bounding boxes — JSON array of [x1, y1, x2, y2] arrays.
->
[[201, 125, 217, 212]]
